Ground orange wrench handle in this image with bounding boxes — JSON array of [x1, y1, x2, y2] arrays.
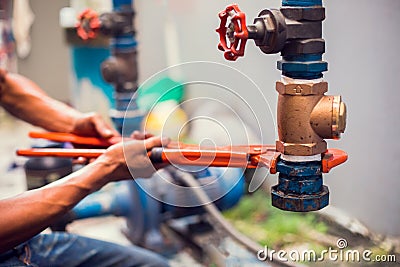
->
[[17, 144, 278, 169], [29, 132, 123, 147], [16, 148, 106, 158]]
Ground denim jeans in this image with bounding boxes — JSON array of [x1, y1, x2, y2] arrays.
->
[[0, 232, 169, 267]]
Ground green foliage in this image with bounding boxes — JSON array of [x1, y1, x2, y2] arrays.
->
[[223, 191, 399, 266], [223, 191, 328, 248]]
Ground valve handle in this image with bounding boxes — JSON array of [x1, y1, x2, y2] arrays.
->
[[76, 8, 101, 40], [216, 4, 249, 61]]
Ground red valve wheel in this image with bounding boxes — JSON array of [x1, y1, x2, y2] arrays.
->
[[216, 4, 249, 61], [76, 8, 101, 40]]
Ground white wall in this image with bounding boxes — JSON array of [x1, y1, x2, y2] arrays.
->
[[324, 1, 400, 236], [18, 0, 70, 101], [19, 0, 400, 236]]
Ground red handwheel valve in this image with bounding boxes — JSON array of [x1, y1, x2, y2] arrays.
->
[[76, 8, 101, 40], [216, 4, 249, 61]]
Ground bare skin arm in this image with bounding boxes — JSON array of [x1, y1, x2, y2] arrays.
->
[[0, 136, 167, 254], [0, 159, 113, 254], [0, 70, 119, 138]]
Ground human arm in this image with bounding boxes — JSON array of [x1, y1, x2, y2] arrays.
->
[[0, 136, 167, 254], [0, 69, 119, 138]]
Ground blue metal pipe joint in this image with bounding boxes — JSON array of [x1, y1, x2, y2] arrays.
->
[[272, 160, 329, 212]]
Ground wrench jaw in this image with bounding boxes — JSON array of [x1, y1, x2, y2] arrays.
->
[[248, 149, 281, 170]]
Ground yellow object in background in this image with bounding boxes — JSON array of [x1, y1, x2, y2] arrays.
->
[[143, 100, 188, 141]]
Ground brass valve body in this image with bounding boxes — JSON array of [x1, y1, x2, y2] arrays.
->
[[276, 81, 346, 156]]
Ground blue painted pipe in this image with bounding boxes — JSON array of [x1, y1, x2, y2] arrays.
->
[[70, 182, 132, 219], [113, 0, 133, 9], [278, 0, 326, 79], [282, 0, 322, 7], [109, 0, 141, 134], [112, 0, 137, 53]]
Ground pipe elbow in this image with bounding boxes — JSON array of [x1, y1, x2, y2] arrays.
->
[[310, 95, 346, 139]]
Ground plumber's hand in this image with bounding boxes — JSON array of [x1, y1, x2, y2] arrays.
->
[[71, 112, 120, 139], [98, 135, 170, 181]]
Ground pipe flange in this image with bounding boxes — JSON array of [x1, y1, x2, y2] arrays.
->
[[271, 185, 329, 212]]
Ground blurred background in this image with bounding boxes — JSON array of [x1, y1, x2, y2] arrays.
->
[[3, 0, 399, 242]]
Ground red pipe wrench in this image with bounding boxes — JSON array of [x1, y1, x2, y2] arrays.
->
[[17, 132, 347, 173]]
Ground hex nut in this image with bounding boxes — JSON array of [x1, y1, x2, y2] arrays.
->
[[278, 176, 323, 194], [276, 140, 327, 156], [277, 61, 328, 73], [280, 7, 325, 21], [276, 81, 328, 95], [281, 38, 325, 56], [276, 163, 322, 177]]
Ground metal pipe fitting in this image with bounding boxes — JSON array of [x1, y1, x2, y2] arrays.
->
[[272, 160, 328, 212], [99, 11, 134, 37], [101, 50, 138, 92], [273, 78, 346, 211], [276, 80, 346, 156]]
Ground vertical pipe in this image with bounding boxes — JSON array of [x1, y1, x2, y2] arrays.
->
[[108, 0, 142, 135], [110, 0, 164, 249], [272, 0, 330, 211], [278, 0, 326, 79]]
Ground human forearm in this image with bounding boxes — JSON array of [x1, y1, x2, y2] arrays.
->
[[0, 73, 82, 133], [0, 136, 165, 253], [0, 71, 119, 137], [0, 159, 115, 254]]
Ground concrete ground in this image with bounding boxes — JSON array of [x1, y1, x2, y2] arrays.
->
[[0, 110, 202, 267]]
